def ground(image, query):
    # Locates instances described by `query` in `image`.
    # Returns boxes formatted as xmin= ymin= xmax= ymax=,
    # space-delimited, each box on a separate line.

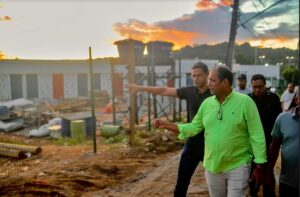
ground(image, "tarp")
xmin=0 ymin=118 xmax=24 ymax=132
xmin=0 ymin=98 xmax=34 ymax=109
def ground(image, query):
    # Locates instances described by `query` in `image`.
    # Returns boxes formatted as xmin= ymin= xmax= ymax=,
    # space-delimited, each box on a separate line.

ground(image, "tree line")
xmin=173 ymin=42 xmax=298 ymax=66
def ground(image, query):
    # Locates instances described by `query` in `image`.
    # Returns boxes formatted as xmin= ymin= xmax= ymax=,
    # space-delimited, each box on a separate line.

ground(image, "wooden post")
xmin=150 ymin=43 xmax=157 ymax=118
xmin=89 ymin=47 xmax=97 ymax=154
xmin=110 ymin=58 xmax=117 ymax=125
xmin=171 ymin=62 xmax=177 ymax=121
xmin=128 ymin=41 xmax=136 ymax=146
xmin=147 ymin=60 xmax=151 ymax=131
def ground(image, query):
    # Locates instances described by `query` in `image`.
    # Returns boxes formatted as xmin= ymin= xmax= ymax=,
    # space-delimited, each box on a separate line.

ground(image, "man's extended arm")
xmin=129 ymin=83 xmax=177 ymax=97
xmin=153 ymin=119 xmax=179 ymax=133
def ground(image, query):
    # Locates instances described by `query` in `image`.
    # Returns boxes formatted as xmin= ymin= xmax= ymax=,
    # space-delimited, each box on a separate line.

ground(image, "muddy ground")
xmin=0 ymin=130 xmax=280 ymax=197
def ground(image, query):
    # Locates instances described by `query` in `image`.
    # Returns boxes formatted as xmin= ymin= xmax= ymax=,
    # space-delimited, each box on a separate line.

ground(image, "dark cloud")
xmin=256 ymin=22 xmax=299 ymax=39
xmin=114 ymin=0 xmax=298 ymax=48
xmin=155 ymin=8 xmax=232 ymax=44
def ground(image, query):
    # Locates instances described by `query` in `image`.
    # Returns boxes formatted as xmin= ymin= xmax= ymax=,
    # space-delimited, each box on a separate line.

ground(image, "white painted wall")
xmin=0 ymin=74 xmax=11 ymax=100
xmin=38 ymin=74 xmax=53 ymax=99
xmin=64 ymin=74 xmax=78 ymax=98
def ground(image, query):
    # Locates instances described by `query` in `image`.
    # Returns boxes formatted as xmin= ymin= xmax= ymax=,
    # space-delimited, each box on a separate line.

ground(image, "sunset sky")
xmin=0 ymin=0 xmax=298 ymax=59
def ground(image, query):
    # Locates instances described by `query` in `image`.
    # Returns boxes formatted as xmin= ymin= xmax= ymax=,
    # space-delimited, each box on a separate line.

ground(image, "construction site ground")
xmin=0 ymin=131 xmax=281 ymax=197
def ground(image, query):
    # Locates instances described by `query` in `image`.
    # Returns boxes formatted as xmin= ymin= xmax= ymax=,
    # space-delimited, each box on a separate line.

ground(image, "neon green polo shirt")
xmin=178 ymin=91 xmax=267 ymax=173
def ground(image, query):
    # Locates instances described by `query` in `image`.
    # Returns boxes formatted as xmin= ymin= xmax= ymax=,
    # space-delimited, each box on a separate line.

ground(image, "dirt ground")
xmin=0 ymin=130 xmax=280 ymax=197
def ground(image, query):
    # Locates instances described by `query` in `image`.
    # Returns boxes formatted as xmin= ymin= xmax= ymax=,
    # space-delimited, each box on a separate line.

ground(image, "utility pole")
xmin=254 ymin=47 xmax=257 ymax=65
xmin=226 ymin=0 xmax=239 ymax=69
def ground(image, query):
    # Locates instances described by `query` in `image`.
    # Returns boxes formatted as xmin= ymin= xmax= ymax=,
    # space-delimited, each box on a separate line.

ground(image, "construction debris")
xmin=0 ymin=98 xmax=34 ymax=109
xmin=0 ymin=147 xmax=25 ymax=159
xmin=0 ymin=118 xmax=24 ymax=132
xmin=0 ymin=105 xmax=24 ymax=132
xmin=51 ymin=98 xmax=89 ymax=113
xmin=0 ymin=142 xmax=42 ymax=154
xmin=0 ymin=142 xmax=42 ymax=159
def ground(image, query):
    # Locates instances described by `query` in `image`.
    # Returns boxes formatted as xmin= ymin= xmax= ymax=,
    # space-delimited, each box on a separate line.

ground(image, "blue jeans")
xmin=174 ymin=132 xmax=204 ymax=197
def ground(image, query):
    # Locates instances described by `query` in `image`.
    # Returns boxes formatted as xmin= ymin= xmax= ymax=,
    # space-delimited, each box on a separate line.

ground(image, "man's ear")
xmin=222 ymin=79 xmax=229 ymax=86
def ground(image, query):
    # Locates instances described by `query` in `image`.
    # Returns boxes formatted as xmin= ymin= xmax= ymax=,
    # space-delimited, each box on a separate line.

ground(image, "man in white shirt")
xmin=281 ymin=83 xmax=295 ymax=111
xmin=234 ymin=74 xmax=251 ymax=94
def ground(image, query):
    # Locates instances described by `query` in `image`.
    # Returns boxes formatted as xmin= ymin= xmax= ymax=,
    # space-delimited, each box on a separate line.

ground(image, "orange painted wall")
xmin=53 ymin=74 xmax=64 ymax=99
xmin=113 ymin=73 xmax=123 ymax=97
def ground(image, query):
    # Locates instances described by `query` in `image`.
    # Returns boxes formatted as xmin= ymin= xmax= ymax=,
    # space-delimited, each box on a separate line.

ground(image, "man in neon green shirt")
xmin=154 ymin=66 xmax=267 ymax=197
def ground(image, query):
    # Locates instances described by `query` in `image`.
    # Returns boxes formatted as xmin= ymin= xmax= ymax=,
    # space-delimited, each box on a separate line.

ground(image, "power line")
xmin=248 ymin=0 xmax=297 ymax=47
xmin=208 ymin=0 xmax=231 ymax=15
xmin=249 ymin=0 xmax=286 ymax=43
xmin=240 ymin=0 xmax=285 ymax=27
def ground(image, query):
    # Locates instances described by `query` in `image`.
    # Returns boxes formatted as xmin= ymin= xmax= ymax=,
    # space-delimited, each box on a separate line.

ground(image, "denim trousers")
xmin=174 ymin=133 xmax=204 ymax=197
xmin=205 ymin=164 xmax=251 ymax=197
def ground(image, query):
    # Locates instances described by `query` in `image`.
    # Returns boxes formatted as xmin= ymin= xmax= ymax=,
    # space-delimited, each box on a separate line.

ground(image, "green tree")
xmin=282 ymin=66 xmax=300 ymax=84
xmin=236 ymin=53 xmax=252 ymax=64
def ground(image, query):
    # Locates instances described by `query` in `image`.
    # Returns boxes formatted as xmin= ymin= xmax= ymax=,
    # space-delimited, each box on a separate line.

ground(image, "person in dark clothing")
xmin=248 ymin=74 xmax=282 ymax=197
xmin=129 ymin=61 xmax=211 ymax=197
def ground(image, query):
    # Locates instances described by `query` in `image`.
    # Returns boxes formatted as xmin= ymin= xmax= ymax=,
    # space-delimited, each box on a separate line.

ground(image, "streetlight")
xmin=276 ymin=62 xmax=283 ymax=66
xmin=286 ymin=56 xmax=294 ymax=65
xmin=258 ymin=55 xmax=265 ymax=65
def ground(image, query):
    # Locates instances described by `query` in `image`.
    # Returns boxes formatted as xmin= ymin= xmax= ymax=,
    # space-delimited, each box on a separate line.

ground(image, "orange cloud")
xmin=113 ymin=20 xmax=203 ymax=50
xmin=0 ymin=51 xmax=5 ymax=60
xmin=0 ymin=51 xmax=18 ymax=60
xmin=196 ymin=0 xmax=232 ymax=11
xmin=238 ymin=37 xmax=298 ymax=49
xmin=0 ymin=16 xmax=12 ymax=21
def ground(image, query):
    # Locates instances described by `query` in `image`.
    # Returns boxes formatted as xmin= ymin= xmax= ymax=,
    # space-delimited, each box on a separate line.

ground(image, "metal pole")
xmin=178 ymin=55 xmax=182 ymax=121
xmin=254 ymin=47 xmax=257 ymax=65
xmin=88 ymin=47 xmax=97 ymax=153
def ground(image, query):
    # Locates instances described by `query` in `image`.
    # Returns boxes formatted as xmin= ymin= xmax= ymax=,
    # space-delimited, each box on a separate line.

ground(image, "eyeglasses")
xmin=252 ymin=85 xmax=265 ymax=90
xmin=217 ymin=105 xmax=222 ymax=120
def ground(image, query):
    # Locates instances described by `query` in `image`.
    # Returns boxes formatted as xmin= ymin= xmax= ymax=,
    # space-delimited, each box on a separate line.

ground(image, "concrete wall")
xmin=0 ymin=59 xmax=280 ymax=101
xmin=0 ymin=74 xmax=11 ymax=100
xmin=38 ymin=74 xmax=53 ymax=99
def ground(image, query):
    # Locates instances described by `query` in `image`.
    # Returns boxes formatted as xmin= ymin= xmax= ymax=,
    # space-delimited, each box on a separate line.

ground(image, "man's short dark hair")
xmin=237 ymin=73 xmax=247 ymax=81
xmin=251 ymin=74 xmax=266 ymax=84
xmin=192 ymin=61 xmax=209 ymax=74
xmin=215 ymin=66 xmax=233 ymax=86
